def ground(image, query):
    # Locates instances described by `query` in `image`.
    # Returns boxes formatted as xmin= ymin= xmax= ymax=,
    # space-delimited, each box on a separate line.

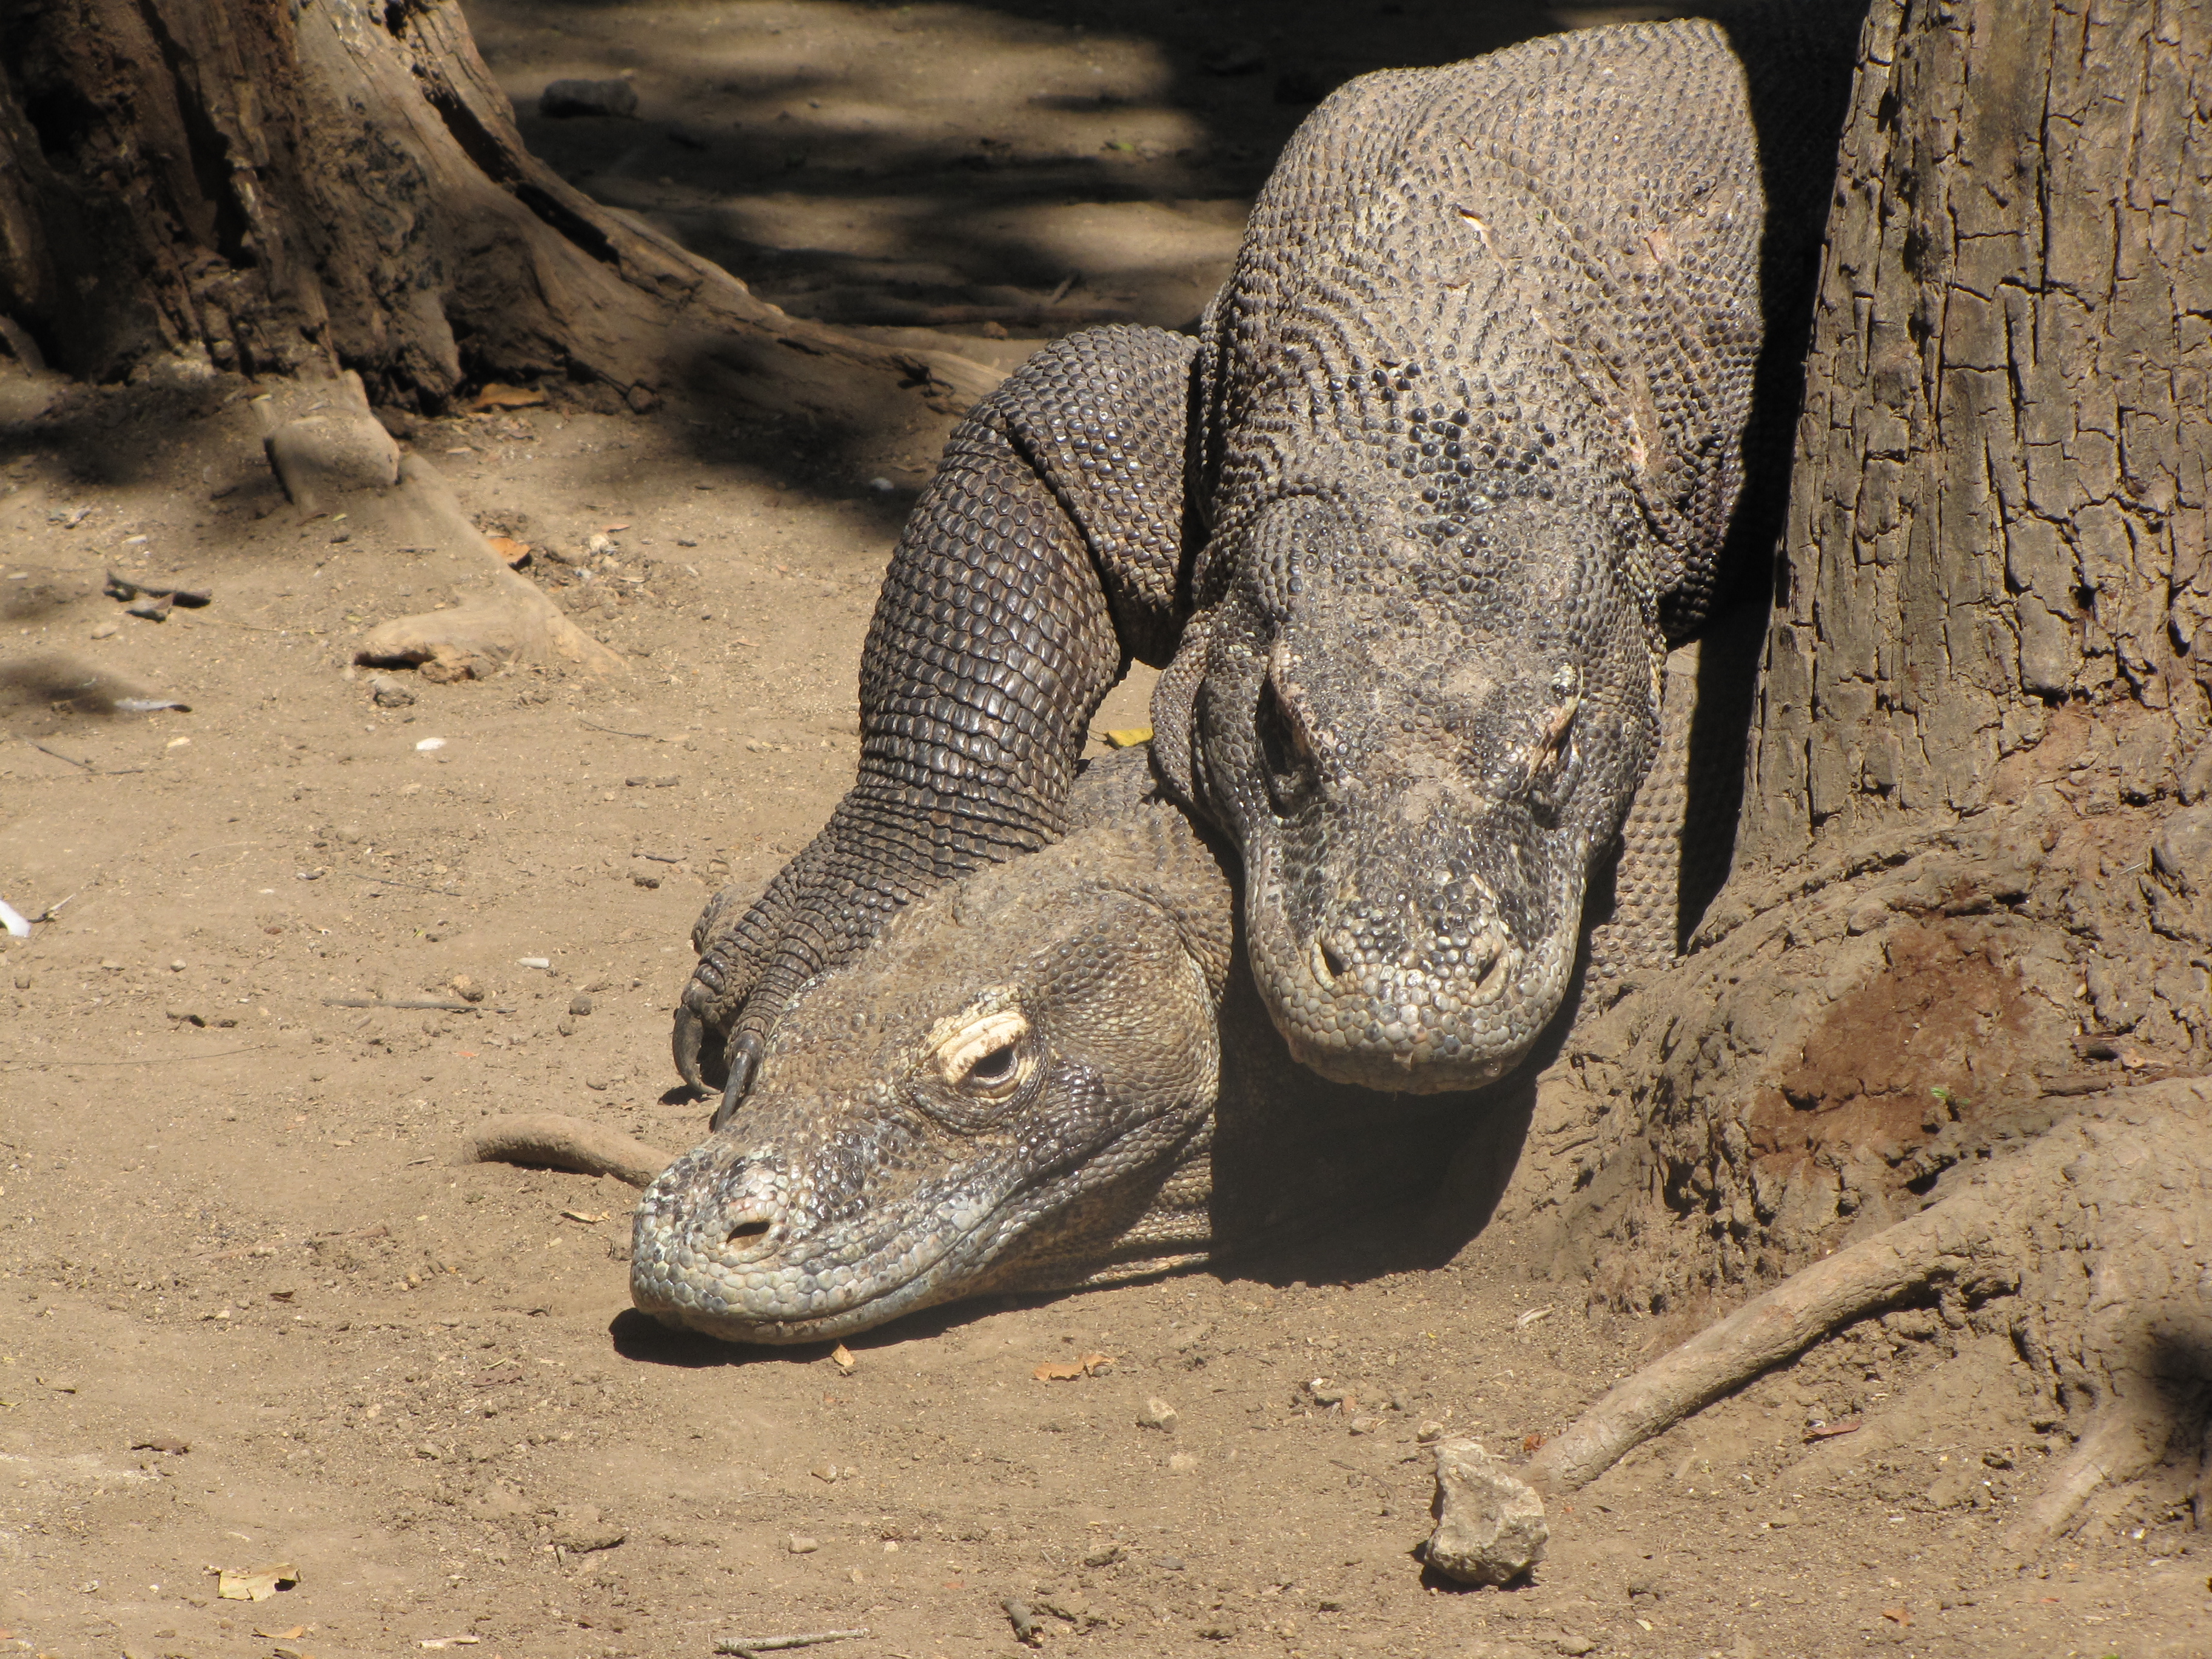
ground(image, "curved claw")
xmin=709 ymin=1031 xmax=763 ymax=1132
xmin=671 ymin=999 xmax=708 ymax=1093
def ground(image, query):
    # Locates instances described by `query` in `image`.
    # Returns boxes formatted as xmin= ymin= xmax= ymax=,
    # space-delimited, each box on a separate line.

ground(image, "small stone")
xmin=1347 ymin=1414 xmax=1378 ymax=1435
xmin=169 ymin=959 xmax=187 ymax=972
xmin=1426 ymin=1437 xmax=1548 ymax=1586
xmin=1416 ymin=1419 xmax=1446 ymax=1443
xmin=368 ymin=672 xmax=416 ymax=708
xmin=568 ymin=993 xmax=594 ymax=1016
xmin=811 ymin=1463 xmax=839 ymax=1483
xmin=786 ymin=1534 xmax=818 ymax=1554
xmin=1167 ymin=1452 xmax=1197 ymax=1472
xmin=541 ymin=78 xmax=638 ymax=119
xmin=1555 ymin=1637 xmax=1598 ymax=1657
xmin=1136 ymin=1398 xmax=1179 ymax=1433
xmin=90 ymin=619 xmax=120 ymax=640
xmin=586 ymin=531 xmax=618 ymax=557
xmin=631 ymin=870 xmax=661 ymax=890
xmin=449 ymin=974 xmax=485 ymax=1004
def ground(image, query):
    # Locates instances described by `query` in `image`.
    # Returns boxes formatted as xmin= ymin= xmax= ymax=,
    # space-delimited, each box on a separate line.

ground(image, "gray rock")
xmin=1426 ymin=1437 xmax=1547 ymax=1586
xmin=1136 ymin=1397 xmax=1180 ymax=1433
xmin=540 ymin=78 xmax=638 ymax=119
xmin=369 ymin=672 xmax=416 ymax=708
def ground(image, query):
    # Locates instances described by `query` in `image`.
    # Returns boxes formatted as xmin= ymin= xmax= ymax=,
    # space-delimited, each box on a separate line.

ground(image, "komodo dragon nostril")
xmin=725 ymin=1218 xmax=771 ymax=1247
xmin=1315 ymin=936 xmax=1353 ymax=983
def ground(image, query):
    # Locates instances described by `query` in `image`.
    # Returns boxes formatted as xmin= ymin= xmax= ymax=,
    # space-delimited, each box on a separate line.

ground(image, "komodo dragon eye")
xmin=931 ymin=1005 xmax=1031 ymax=1099
xmin=1523 ymin=670 xmax=1583 ymax=819
xmin=1256 ymin=677 xmax=1318 ymax=817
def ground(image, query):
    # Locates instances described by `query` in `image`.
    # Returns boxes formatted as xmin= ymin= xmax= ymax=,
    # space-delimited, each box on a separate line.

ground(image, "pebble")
xmin=631 ymin=870 xmax=661 ymax=890
xmin=89 ymin=619 xmax=119 ymax=640
xmin=1555 ymin=1637 xmax=1598 ymax=1657
xmin=368 ymin=673 xmax=416 ymax=708
xmin=568 ymin=993 xmax=594 ymax=1017
xmin=169 ymin=960 xmax=187 ymax=972
xmin=1136 ymin=1397 xmax=1179 ymax=1433
xmin=786 ymin=1535 xmax=818 ymax=1554
xmin=1348 ymin=1415 xmax=1378 ymax=1435
xmin=1416 ymin=1419 xmax=1446 ymax=1443
xmin=1167 ymin=1452 xmax=1197 ymax=1473
xmin=450 ymin=974 xmax=486 ymax=1004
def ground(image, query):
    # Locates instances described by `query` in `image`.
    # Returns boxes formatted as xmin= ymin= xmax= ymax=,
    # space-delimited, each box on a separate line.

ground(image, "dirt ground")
xmin=2 ymin=2 xmax=2209 ymax=1657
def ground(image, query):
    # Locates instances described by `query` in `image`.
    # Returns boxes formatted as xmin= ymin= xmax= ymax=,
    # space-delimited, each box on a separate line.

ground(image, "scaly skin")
xmin=633 ymin=751 xmax=1479 ymax=1342
xmin=675 ymin=14 xmax=1854 ymax=1113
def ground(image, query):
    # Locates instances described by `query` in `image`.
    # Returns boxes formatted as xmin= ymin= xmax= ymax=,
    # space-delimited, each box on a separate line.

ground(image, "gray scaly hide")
xmin=674 ymin=12 xmax=1858 ymax=1116
xmin=634 ymin=750 xmax=1482 ymax=1343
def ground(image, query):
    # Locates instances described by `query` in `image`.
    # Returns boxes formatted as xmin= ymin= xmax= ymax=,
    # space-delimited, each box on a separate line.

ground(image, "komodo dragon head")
xmin=631 ymin=766 xmax=1237 ymax=1344
xmin=1154 ymin=490 xmax=1659 ymax=1096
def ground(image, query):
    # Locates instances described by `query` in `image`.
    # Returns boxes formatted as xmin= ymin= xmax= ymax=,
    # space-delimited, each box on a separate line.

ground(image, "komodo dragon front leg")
xmin=674 ymin=326 xmax=1200 ymax=1119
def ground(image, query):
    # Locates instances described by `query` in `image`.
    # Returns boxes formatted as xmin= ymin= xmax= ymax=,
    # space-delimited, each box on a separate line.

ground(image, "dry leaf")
xmin=1032 ymin=1351 xmax=1113 ymax=1381
xmin=1881 ymin=1607 xmax=1911 ymax=1626
xmin=252 ymin=1627 xmax=307 ymax=1641
xmin=1803 ymin=1416 xmax=1862 ymax=1441
xmin=216 ymin=1563 xmax=299 ymax=1601
xmin=485 ymin=536 xmax=531 ymax=568
xmin=466 ymin=383 xmax=546 ymax=411
xmin=560 ymin=1210 xmax=608 ymax=1225
xmin=1100 ymin=727 xmax=1153 ymax=749
xmin=603 ymin=521 xmax=632 ymax=532
xmin=831 ymin=1344 xmax=857 ymax=1375
xmin=418 ymin=1638 xmax=481 ymax=1649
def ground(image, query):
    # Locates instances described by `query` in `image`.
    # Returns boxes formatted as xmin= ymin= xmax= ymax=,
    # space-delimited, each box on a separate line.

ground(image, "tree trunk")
xmin=0 ymin=0 xmax=997 ymax=418
xmin=1481 ymin=0 xmax=2212 ymax=1524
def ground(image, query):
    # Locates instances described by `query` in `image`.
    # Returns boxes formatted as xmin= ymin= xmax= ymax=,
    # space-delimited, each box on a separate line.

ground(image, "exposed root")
xmin=1530 ymin=1082 xmax=2212 ymax=1541
xmin=464 ymin=1113 xmax=676 ymax=1188
xmin=259 ymin=374 xmax=624 ymax=680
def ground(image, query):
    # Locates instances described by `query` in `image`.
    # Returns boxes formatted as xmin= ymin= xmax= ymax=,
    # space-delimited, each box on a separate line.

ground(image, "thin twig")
xmin=2 ymin=1044 xmax=265 ymax=1073
xmin=337 ymin=870 xmax=464 ymax=897
xmin=578 ymin=716 xmax=662 ymax=740
xmin=712 ymin=1632 xmax=868 ymax=1657
xmin=21 ymin=736 xmax=90 ymax=769
xmin=321 ymin=996 xmax=512 ymax=1013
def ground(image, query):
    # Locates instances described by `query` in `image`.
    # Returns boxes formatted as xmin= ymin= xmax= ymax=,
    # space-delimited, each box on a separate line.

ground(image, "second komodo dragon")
xmin=675 ymin=16 xmax=1836 ymax=1116
xmin=634 ymin=748 xmax=1483 ymax=1341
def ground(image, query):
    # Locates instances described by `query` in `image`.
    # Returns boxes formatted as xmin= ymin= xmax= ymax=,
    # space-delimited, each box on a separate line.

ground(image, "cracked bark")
xmin=1470 ymin=0 xmax=2212 ymax=1533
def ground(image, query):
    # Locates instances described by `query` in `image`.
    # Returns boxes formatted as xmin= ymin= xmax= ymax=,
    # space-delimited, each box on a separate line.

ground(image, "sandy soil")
xmin=2 ymin=3 xmax=2208 ymax=1657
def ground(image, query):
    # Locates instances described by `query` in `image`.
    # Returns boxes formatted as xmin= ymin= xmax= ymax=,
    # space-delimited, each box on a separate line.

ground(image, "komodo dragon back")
xmin=674 ymin=11 xmax=1858 ymax=1115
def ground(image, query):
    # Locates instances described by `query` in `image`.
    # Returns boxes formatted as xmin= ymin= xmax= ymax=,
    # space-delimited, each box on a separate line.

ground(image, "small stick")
xmin=463 ymin=1113 xmax=677 ymax=1188
xmin=321 ymin=996 xmax=514 ymax=1013
xmin=336 ymin=870 xmax=464 ymax=897
xmin=21 ymin=737 xmax=91 ymax=770
xmin=712 ymin=1631 xmax=869 ymax=1656
xmin=579 ymin=716 xmax=662 ymax=740
xmin=2 ymin=1044 xmax=264 ymax=1073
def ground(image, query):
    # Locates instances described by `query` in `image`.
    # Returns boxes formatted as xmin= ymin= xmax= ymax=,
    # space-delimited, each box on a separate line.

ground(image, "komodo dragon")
xmin=673 ymin=12 xmax=1856 ymax=1119
xmin=634 ymin=748 xmax=1487 ymax=1342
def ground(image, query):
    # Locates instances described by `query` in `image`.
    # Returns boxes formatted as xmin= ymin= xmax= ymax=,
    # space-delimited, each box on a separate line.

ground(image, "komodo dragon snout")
xmin=632 ymin=800 xmax=1235 ymax=1343
xmin=1156 ymin=494 xmax=1660 ymax=1093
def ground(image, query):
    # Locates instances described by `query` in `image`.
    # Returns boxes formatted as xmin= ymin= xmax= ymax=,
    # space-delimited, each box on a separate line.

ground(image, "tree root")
xmin=463 ymin=1114 xmax=676 ymax=1188
xmin=1529 ymin=1082 xmax=2212 ymax=1543
xmin=260 ymin=372 xmax=623 ymax=680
